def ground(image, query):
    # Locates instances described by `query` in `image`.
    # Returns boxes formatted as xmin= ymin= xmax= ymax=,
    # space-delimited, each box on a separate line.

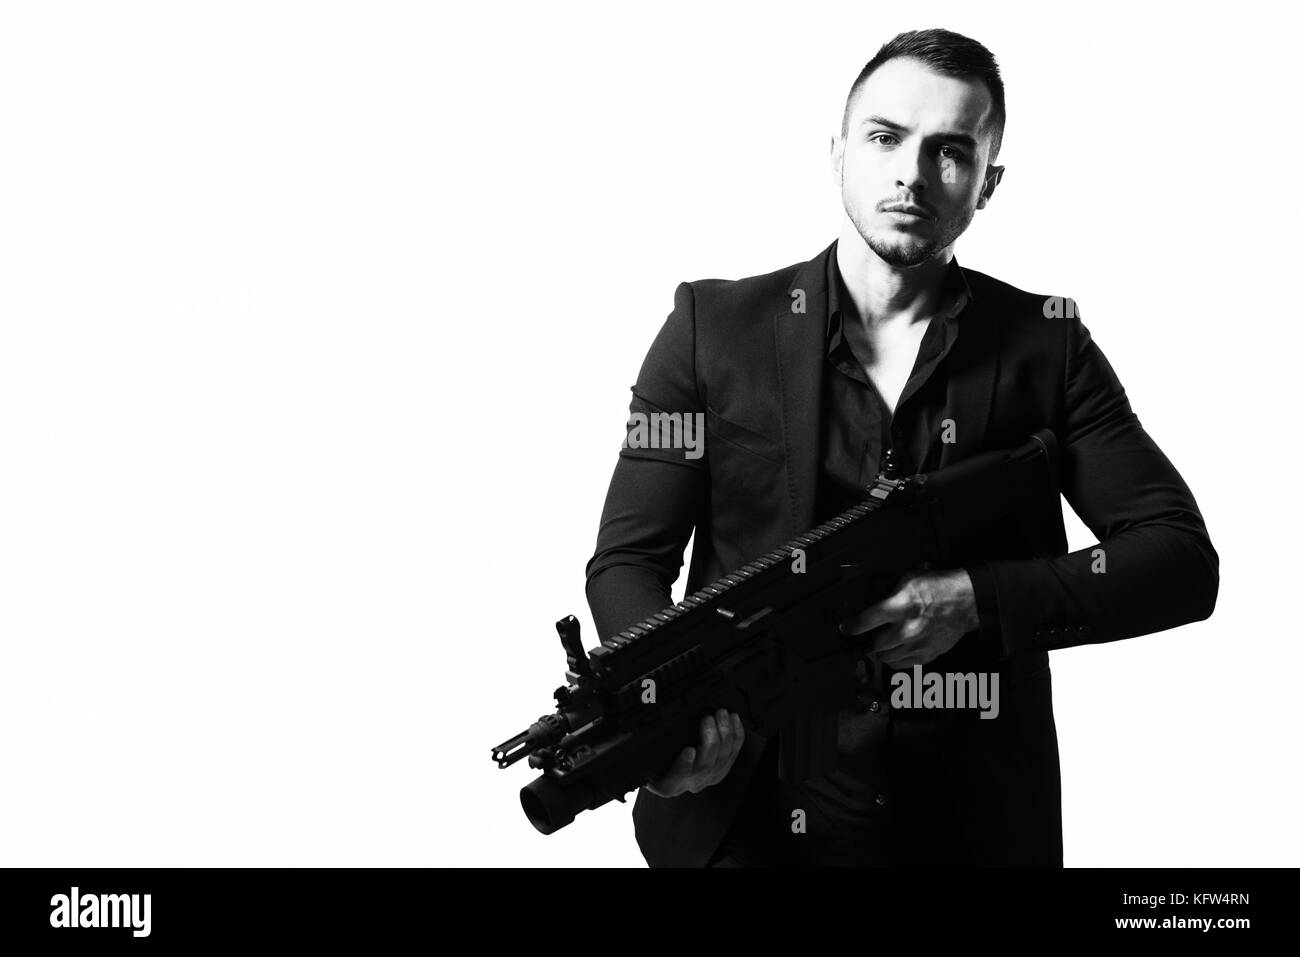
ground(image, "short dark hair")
xmin=841 ymin=28 xmax=1006 ymax=163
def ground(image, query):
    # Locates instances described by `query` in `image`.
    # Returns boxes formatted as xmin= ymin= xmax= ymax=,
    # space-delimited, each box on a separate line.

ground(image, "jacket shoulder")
xmin=962 ymin=265 xmax=1068 ymax=317
xmin=682 ymin=257 xmax=805 ymax=321
xmin=961 ymin=265 xmax=1083 ymax=363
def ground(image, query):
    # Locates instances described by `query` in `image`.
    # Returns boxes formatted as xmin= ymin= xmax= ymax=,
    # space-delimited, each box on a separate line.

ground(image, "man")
xmin=583 ymin=28 xmax=1218 ymax=867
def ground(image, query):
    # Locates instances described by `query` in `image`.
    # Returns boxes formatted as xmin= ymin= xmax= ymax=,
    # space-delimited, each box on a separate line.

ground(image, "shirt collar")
xmin=825 ymin=245 xmax=974 ymax=346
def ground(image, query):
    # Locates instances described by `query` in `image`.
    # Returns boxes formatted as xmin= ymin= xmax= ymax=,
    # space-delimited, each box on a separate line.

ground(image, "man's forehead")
xmin=850 ymin=57 xmax=993 ymax=134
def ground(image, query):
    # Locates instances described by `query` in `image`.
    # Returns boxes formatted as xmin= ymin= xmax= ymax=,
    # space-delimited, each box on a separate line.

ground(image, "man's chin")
xmin=865 ymin=237 xmax=937 ymax=268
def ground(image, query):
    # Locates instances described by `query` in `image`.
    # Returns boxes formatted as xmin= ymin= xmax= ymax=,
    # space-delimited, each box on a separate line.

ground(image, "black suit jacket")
xmin=584 ymin=239 xmax=1219 ymax=867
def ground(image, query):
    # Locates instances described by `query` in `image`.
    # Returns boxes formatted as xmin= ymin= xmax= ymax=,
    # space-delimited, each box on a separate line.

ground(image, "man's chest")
xmin=848 ymin=317 xmax=934 ymax=416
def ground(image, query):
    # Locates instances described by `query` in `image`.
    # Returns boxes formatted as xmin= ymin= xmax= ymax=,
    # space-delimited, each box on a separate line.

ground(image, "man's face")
xmin=832 ymin=57 xmax=1003 ymax=267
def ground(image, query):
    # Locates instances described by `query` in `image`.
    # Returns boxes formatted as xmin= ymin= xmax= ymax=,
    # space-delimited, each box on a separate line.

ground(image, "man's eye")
xmin=940 ymin=146 xmax=966 ymax=162
xmin=869 ymin=133 xmax=898 ymax=146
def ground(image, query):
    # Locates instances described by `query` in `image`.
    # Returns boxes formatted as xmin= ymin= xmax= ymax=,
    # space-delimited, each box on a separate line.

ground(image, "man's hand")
xmin=643 ymin=709 xmax=745 ymax=798
xmin=838 ymin=567 xmax=979 ymax=669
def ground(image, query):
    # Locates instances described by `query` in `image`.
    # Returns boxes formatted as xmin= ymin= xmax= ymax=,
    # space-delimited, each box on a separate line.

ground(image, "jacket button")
xmin=869 ymin=701 xmax=881 ymax=713
xmin=875 ymin=793 xmax=887 ymax=807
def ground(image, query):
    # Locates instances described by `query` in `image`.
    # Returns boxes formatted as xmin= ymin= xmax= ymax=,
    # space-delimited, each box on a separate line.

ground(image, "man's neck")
xmin=836 ymin=222 xmax=954 ymax=331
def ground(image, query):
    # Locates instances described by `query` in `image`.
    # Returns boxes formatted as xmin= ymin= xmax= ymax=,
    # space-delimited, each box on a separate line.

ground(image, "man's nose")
xmin=894 ymin=145 xmax=929 ymax=194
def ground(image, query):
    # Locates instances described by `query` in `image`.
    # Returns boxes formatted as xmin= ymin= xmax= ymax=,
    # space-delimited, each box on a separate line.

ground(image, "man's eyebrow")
xmin=858 ymin=115 xmax=980 ymax=150
xmin=859 ymin=114 xmax=906 ymax=132
xmin=935 ymin=131 xmax=979 ymax=151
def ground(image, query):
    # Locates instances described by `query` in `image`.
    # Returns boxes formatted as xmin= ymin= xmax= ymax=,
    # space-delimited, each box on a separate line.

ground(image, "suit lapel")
xmin=773 ymin=241 xmax=834 ymax=539
xmin=932 ymin=289 xmax=998 ymax=471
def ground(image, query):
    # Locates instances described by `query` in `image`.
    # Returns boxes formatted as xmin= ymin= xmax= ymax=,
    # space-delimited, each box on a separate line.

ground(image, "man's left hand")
xmin=838 ymin=567 xmax=980 ymax=669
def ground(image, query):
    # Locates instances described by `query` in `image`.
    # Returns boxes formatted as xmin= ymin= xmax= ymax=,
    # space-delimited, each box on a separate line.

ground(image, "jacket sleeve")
xmin=585 ymin=281 xmax=710 ymax=642
xmin=964 ymin=307 xmax=1219 ymax=657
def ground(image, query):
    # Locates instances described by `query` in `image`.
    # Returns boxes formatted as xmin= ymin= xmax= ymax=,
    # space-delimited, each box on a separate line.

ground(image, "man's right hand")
xmin=643 ymin=709 xmax=746 ymax=798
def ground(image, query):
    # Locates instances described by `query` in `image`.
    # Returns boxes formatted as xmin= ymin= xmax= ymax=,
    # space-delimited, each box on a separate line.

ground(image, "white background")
xmin=0 ymin=1 xmax=1294 ymax=867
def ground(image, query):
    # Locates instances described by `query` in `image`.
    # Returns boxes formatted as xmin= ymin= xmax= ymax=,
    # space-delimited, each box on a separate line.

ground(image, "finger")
xmin=879 ymin=649 xmax=927 ymax=669
xmin=840 ymin=590 xmax=912 ymax=637
xmin=869 ymin=646 xmax=918 ymax=670
xmin=877 ymin=615 xmax=932 ymax=653
xmin=840 ymin=608 xmax=900 ymax=638
xmin=657 ymin=744 xmax=698 ymax=787
xmin=839 ymin=612 xmax=886 ymax=638
xmin=696 ymin=714 xmax=721 ymax=767
xmin=868 ymin=622 xmax=908 ymax=654
xmin=714 ymin=708 xmax=733 ymax=752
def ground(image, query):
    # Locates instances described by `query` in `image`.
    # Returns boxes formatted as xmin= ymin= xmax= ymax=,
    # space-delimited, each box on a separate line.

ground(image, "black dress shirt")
xmin=710 ymin=250 xmax=978 ymax=866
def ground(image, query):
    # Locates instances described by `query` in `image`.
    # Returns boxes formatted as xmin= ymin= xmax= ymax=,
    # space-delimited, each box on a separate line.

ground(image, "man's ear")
xmin=830 ymin=134 xmax=844 ymax=188
xmin=975 ymin=164 xmax=1005 ymax=210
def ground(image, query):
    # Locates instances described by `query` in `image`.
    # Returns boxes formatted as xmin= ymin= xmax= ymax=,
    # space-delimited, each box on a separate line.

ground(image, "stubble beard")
xmin=846 ymin=196 xmax=975 ymax=269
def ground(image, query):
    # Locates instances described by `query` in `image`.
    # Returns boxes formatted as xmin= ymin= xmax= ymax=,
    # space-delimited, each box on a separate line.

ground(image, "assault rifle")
xmin=492 ymin=429 xmax=1059 ymax=834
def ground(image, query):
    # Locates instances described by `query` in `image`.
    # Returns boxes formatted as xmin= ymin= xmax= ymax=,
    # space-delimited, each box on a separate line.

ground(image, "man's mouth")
xmin=881 ymin=204 xmax=932 ymax=220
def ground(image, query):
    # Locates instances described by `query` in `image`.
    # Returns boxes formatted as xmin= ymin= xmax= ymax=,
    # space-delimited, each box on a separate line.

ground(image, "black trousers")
xmin=704 ymin=763 xmax=892 ymax=868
